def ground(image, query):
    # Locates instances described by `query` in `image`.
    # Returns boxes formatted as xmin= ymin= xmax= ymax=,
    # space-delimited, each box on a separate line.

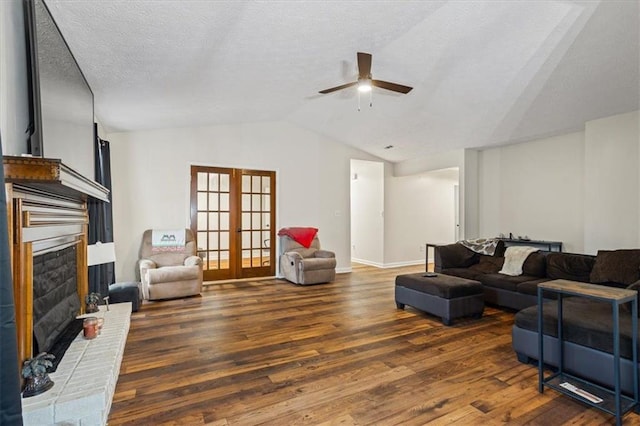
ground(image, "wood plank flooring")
xmin=108 ymin=264 xmax=639 ymax=425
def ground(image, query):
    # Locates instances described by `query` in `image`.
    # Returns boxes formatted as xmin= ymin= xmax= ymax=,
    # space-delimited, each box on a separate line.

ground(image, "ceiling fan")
xmin=319 ymin=52 xmax=413 ymax=96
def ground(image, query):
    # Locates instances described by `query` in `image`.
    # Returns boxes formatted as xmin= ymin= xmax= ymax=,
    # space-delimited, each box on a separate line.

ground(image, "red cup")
xmin=83 ymin=317 xmax=98 ymax=339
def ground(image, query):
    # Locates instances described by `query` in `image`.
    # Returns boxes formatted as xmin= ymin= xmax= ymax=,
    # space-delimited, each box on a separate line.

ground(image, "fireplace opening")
xmin=32 ymin=244 xmax=82 ymax=371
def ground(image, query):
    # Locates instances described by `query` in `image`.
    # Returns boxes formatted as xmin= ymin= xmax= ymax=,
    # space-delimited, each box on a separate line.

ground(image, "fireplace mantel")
xmin=3 ymin=156 xmax=109 ymax=202
xmin=3 ymin=155 xmax=109 ymax=369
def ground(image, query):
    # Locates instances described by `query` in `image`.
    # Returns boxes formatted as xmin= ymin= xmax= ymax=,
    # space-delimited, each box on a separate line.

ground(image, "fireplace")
xmin=32 ymin=244 xmax=83 ymax=368
xmin=3 ymin=156 xmax=109 ymax=367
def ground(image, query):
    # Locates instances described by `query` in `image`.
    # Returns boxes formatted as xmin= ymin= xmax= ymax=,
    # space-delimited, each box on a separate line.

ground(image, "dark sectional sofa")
xmin=434 ymin=242 xmax=640 ymax=394
xmin=435 ymin=242 xmax=606 ymax=310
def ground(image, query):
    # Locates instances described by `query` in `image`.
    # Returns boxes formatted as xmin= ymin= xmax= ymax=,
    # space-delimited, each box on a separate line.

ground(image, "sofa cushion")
xmin=468 ymin=255 xmax=504 ymax=274
xmin=441 ymin=268 xmax=484 ymax=281
xmin=480 ymin=273 xmax=537 ymax=292
xmin=522 ymin=252 xmax=546 ymax=277
xmin=516 ymin=278 xmax=553 ymax=297
xmin=546 ymin=252 xmax=595 ymax=282
xmin=515 ymin=297 xmax=637 ymax=359
xmin=590 ymin=249 xmax=640 ymax=286
xmin=436 ymin=244 xmax=479 ymax=269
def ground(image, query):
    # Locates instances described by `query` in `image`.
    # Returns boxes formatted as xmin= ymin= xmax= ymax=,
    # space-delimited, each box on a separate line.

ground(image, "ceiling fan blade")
xmin=319 ymin=81 xmax=357 ymax=94
xmin=357 ymin=52 xmax=372 ymax=78
xmin=372 ymin=79 xmax=413 ymax=94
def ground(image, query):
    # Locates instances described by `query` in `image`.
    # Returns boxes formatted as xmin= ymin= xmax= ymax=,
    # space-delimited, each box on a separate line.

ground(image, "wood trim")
xmin=3 ymin=156 xmax=109 ymax=202
xmin=3 ymin=156 xmax=61 ymax=182
xmin=15 ymin=241 xmax=34 ymax=370
xmin=78 ymin=217 xmax=88 ymax=314
xmin=11 ymin=197 xmax=28 ymax=368
xmin=6 ymin=181 xmax=90 ymax=368
xmin=190 ymin=166 xmax=276 ymax=281
xmin=190 ymin=165 xmax=237 ymax=281
xmin=237 ymin=169 xmax=276 ymax=279
xmin=230 ymin=168 xmax=240 ymax=279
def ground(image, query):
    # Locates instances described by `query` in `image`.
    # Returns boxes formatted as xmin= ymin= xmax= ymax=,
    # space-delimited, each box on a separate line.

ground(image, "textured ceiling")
xmin=45 ymin=0 xmax=639 ymax=163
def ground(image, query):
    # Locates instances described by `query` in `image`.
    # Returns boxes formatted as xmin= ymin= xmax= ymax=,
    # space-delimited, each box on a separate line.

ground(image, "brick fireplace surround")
xmin=21 ymin=303 xmax=131 ymax=425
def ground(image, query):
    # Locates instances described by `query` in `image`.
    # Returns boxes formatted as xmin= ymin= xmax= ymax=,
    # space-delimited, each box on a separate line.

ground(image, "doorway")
xmin=190 ymin=166 xmax=276 ymax=281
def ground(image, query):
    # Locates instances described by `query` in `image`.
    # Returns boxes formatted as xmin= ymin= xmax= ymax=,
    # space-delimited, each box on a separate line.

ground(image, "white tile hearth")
xmin=21 ymin=302 xmax=131 ymax=426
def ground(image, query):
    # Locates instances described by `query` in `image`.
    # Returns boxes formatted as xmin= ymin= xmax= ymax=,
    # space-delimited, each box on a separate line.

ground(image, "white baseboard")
xmin=352 ymin=258 xmax=426 ymax=269
xmin=351 ymin=258 xmax=384 ymax=268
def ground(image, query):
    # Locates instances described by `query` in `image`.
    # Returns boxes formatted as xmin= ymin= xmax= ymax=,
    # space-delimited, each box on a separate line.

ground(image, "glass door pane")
xmin=191 ymin=166 xmax=275 ymax=281
xmin=238 ymin=169 xmax=275 ymax=277
xmin=191 ymin=166 xmax=236 ymax=281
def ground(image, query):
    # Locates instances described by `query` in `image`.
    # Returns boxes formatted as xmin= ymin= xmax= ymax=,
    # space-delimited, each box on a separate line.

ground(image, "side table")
xmin=425 ymin=242 xmax=450 ymax=272
xmin=537 ymin=280 xmax=638 ymax=426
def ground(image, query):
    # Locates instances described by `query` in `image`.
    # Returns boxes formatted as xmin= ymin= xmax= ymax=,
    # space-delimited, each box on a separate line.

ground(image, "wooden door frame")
xmin=236 ymin=169 xmax=276 ymax=279
xmin=190 ymin=166 xmax=276 ymax=281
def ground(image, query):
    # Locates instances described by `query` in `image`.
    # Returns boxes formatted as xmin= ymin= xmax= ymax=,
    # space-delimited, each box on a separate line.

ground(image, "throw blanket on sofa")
xmin=277 ymin=227 xmax=318 ymax=248
xmin=151 ymin=229 xmax=185 ymax=252
xmin=459 ymin=238 xmax=500 ymax=256
xmin=499 ymin=246 xmax=539 ymax=276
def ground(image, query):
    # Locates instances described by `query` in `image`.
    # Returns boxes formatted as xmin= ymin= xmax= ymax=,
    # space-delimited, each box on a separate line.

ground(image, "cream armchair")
xmin=279 ymin=234 xmax=336 ymax=285
xmin=138 ymin=229 xmax=203 ymax=300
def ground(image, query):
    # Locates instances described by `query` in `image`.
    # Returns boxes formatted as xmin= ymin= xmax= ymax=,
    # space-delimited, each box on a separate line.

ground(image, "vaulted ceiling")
xmin=45 ymin=0 xmax=639 ymax=163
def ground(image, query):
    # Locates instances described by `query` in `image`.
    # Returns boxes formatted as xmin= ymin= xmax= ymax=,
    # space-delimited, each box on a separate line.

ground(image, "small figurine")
xmin=85 ymin=292 xmax=101 ymax=313
xmin=22 ymin=352 xmax=55 ymax=397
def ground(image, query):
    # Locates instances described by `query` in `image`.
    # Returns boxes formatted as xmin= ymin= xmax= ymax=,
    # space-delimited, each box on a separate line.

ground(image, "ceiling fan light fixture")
xmin=358 ymin=78 xmax=372 ymax=93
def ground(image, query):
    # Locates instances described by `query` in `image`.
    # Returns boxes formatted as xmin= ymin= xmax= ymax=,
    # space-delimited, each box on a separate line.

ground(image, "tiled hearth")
xmin=21 ymin=303 xmax=131 ymax=425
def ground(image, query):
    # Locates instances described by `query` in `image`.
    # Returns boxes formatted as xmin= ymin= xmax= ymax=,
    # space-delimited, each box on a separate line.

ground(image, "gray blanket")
xmin=459 ymin=238 xmax=499 ymax=256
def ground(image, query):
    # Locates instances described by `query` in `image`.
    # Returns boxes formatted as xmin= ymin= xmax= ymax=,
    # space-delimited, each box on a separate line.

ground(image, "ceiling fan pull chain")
xmin=358 ymin=91 xmax=361 ymax=111
xmin=369 ymin=90 xmax=373 ymax=108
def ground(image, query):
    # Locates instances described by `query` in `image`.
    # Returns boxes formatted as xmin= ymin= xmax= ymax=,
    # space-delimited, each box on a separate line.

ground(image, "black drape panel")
xmin=0 ymin=135 xmax=24 ymax=424
xmin=88 ymin=124 xmax=115 ymax=297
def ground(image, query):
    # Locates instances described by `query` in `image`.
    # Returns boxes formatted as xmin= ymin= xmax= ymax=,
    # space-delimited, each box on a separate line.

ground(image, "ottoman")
xmin=108 ymin=282 xmax=141 ymax=312
xmin=395 ymin=273 xmax=484 ymax=325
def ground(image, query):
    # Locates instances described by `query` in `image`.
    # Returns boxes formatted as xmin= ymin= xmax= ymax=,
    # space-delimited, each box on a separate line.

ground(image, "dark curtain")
xmin=0 ymin=135 xmax=24 ymax=424
xmin=88 ymin=124 xmax=115 ymax=297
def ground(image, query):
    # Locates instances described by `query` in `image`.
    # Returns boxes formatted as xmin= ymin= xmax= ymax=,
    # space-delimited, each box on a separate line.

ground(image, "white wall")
xmin=478 ymin=131 xmax=585 ymax=252
xmin=478 ymin=110 xmax=640 ymax=254
xmin=107 ymin=121 xmax=381 ymax=281
xmin=0 ymin=0 xmax=31 ymax=156
xmin=350 ymin=159 xmax=384 ymax=266
xmin=384 ymin=168 xmax=459 ymax=265
xmin=393 ymin=148 xmax=477 ymax=241
xmin=584 ymin=111 xmax=640 ymax=253
xmin=461 ymin=149 xmax=479 ymax=239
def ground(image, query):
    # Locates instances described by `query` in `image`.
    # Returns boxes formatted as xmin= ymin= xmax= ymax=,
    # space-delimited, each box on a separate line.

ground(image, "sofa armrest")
xmin=184 ymin=255 xmax=202 ymax=267
xmin=284 ymin=251 xmax=303 ymax=263
xmin=434 ymin=243 xmax=479 ymax=272
xmin=314 ymin=250 xmax=335 ymax=259
xmin=138 ymin=259 xmax=157 ymax=299
xmin=139 ymin=259 xmax=156 ymax=269
xmin=139 ymin=259 xmax=157 ymax=281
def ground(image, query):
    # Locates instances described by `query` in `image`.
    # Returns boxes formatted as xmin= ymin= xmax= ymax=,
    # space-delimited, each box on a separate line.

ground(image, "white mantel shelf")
xmin=21 ymin=303 xmax=131 ymax=426
xmin=3 ymin=155 xmax=110 ymax=202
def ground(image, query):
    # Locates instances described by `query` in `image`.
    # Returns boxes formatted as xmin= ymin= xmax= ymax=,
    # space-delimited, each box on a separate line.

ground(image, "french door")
xmin=190 ymin=166 xmax=276 ymax=281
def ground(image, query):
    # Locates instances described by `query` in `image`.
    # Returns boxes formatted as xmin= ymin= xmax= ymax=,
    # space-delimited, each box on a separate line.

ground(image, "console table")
xmin=537 ymin=280 xmax=638 ymax=426
xmin=500 ymin=238 xmax=562 ymax=252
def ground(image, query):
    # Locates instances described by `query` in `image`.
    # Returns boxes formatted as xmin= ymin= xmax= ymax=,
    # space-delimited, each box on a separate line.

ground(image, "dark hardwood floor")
xmin=108 ymin=264 xmax=638 ymax=425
